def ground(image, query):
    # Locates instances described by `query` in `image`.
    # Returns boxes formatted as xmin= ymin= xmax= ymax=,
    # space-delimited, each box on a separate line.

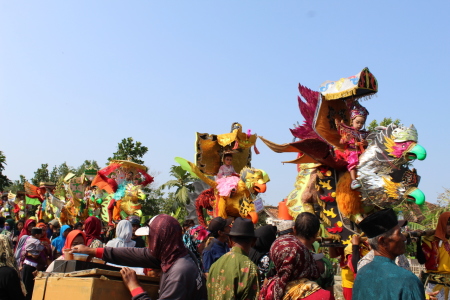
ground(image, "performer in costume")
xmin=216 ymin=153 xmax=240 ymax=197
xmin=417 ymin=212 xmax=450 ymax=299
xmin=335 ymin=102 xmax=369 ymax=190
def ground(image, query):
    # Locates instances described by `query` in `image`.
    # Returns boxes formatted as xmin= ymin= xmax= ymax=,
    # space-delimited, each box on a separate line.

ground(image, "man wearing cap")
xmin=353 ymin=208 xmax=426 ymax=300
xmin=207 ymin=217 xmax=259 ymax=300
xmin=202 ymin=217 xmax=232 ymax=273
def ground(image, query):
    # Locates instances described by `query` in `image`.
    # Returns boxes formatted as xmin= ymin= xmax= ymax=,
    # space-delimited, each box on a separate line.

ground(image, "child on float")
xmin=336 ymin=102 xmax=369 ymax=190
xmin=216 ymin=153 xmax=240 ymax=197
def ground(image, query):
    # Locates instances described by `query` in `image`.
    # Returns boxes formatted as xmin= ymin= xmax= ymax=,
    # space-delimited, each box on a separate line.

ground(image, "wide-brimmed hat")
xmin=359 ymin=208 xmax=407 ymax=238
xmin=208 ymin=217 xmax=233 ymax=234
xmin=228 ymin=217 xmax=255 ymax=237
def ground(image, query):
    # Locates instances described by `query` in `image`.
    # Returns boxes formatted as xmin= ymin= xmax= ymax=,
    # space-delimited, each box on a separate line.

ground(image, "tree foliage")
xmin=108 ymin=137 xmax=148 ymax=165
xmin=6 ymin=175 xmax=26 ymax=193
xmin=367 ymin=117 xmax=401 ymax=132
xmin=161 ymin=165 xmax=196 ymax=205
xmin=31 ymin=163 xmax=50 ymax=186
xmin=0 ymin=151 xmax=12 ymax=190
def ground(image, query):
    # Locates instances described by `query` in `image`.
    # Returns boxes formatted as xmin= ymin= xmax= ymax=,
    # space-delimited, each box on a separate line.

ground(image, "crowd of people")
xmin=1 ymin=209 xmax=450 ymax=300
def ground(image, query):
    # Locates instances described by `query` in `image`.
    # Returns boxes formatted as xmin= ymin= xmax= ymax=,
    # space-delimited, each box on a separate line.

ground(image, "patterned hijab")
xmin=148 ymin=214 xmax=188 ymax=272
xmin=259 ymin=235 xmax=319 ymax=300
xmin=0 ymin=235 xmax=27 ymax=296
xmin=435 ymin=212 xmax=450 ymax=242
xmin=182 ymin=225 xmax=209 ymax=264
xmin=84 ymin=216 xmax=102 ymax=246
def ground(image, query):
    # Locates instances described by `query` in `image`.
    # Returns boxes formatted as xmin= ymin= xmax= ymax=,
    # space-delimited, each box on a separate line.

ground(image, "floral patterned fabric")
xmin=182 ymin=225 xmax=210 ymax=268
xmin=207 ymin=246 xmax=259 ymax=300
xmin=259 ymin=235 xmax=319 ymax=300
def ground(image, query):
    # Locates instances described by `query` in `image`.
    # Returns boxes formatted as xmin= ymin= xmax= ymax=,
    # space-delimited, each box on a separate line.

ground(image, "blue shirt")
xmin=202 ymin=238 xmax=229 ymax=272
xmin=353 ymin=255 xmax=425 ymax=300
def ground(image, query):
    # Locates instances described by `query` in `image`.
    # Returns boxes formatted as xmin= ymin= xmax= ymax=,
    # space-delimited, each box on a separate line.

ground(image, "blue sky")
xmin=1 ymin=1 xmax=449 ymax=206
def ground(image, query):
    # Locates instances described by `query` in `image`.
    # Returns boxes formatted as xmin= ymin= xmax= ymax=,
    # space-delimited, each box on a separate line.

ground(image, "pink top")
xmin=217 ymin=165 xmax=236 ymax=179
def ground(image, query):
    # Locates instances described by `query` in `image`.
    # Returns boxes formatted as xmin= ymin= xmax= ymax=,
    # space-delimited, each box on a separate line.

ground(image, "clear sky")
xmin=1 ymin=1 xmax=449 ymax=206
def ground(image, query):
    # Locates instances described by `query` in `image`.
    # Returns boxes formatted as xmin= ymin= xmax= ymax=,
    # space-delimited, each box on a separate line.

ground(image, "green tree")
xmin=161 ymin=165 xmax=196 ymax=205
xmin=108 ymin=137 xmax=148 ymax=165
xmin=0 ymin=151 xmax=12 ymax=190
xmin=6 ymin=175 xmax=26 ymax=193
xmin=367 ymin=117 xmax=401 ymax=132
xmin=31 ymin=163 xmax=50 ymax=186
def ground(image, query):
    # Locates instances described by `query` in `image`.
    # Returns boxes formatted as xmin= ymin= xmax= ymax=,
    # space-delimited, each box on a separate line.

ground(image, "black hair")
xmin=294 ymin=212 xmax=320 ymax=240
xmin=0 ymin=217 xmax=5 ymax=227
xmin=230 ymin=235 xmax=255 ymax=246
xmin=223 ymin=153 xmax=233 ymax=159
xmin=183 ymin=219 xmax=195 ymax=228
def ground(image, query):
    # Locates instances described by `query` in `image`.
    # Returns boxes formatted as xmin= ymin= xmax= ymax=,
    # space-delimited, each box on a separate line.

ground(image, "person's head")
xmin=5 ymin=219 xmax=14 ymax=231
xmin=351 ymin=116 xmax=366 ymax=130
xmin=74 ymin=222 xmax=83 ymax=230
xmin=223 ymin=153 xmax=233 ymax=166
xmin=182 ymin=219 xmax=195 ymax=233
xmin=135 ymin=214 xmax=189 ymax=272
xmin=183 ymin=225 xmax=210 ymax=256
xmin=253 ymin=225 xmax=277 ymax=253
xmin=16 ymin=220 xmax=24 ymax=231
xmin=294 ymin=212 xmax=320 ymax=241
xmin=259 ymin=235 xmax=319 ymax=299
xmin=31 ymin=227 xmax=43 ymax=239
xmin=360 ymin=208 xmax=407 ymax=260
xmin=126 ymin=171 xmax=134 ymax=181
xmin=63 ymin=230 xmax=87 ymax=249
xmin=130 ymin=219 xmax=141 ymax=236
xmin=228 ymin=217 xmax=256 ymax=252
xmin=26 ymin=219 xmax=36 ymax=232
xmin=0 ymin=217 xmax=5 ymax=228
xmin=276 ymin=220 xmax=295 ymax=236
xmin=433 ymin=212 xmax=450 ymax=241
xmin=208 ymin=217 xmax=232 ymax=240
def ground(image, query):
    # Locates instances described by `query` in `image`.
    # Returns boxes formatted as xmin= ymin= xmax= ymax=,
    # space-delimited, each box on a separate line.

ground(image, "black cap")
xmin=228 ymin=217 xmax=255 ymax=237
xmin=208 ymin=217 xmax=233 ymax=234
xmin=359 ymin=208 xmax=408 ymax=238
xmin=130 ymin=219 xmax=141 ymax=226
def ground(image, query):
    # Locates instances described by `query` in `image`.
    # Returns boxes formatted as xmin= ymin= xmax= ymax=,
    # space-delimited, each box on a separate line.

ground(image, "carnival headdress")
xmin=350 ymin=102 xmax=369 ymax=120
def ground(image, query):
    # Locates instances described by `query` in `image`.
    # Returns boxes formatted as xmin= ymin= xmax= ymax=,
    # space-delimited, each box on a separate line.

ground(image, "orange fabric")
xmin=36 ymin=222 xmax=51 ymax=244
xmin=435 ymin=212 xmax=450 ymax=242
xmin=63 ymin=230 xmax=87 ymax=249
xmin=336 ymin=172 xmax=363 ymax=216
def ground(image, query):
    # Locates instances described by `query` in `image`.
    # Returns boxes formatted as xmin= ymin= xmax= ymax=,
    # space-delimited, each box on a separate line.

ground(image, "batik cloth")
xmin=259 ymin=235 xmax=319 ymax=300
xmin=0 ymin=235 xmax=27 ymax=296
xmin=353 ymin=255 xmax=424 ymax=300
xmin=282 ymin=278 xmax=321 ymax=300
xmin=207 ymin=246 xmax=260 ymax=300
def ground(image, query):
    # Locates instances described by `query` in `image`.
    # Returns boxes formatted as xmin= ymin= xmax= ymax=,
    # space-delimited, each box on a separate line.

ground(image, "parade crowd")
xmin=1 ymin=208 xmax=450 ymax=300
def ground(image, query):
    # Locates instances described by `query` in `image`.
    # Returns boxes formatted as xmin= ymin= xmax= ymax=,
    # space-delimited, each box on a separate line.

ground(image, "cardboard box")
xmin=32 ymin=269 xmax=159 ymax=300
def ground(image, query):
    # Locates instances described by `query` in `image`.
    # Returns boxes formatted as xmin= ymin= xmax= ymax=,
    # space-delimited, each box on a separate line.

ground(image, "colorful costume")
xmin=418 ymin=212 xmax=450 ymax=299
xmin=216 ymin=164 xmax=240 ymax=197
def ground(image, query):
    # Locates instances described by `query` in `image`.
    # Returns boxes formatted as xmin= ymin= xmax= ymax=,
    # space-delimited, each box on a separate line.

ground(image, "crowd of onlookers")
xmin=1 ymin=209 xmax=450 ymax=300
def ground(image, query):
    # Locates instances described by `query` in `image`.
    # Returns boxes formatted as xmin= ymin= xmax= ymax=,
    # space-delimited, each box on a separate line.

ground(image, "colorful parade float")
xmin=176 ymin=122 xmax=270 ymax=226
xmin=260 ymin=68 xmax=427 ymax=245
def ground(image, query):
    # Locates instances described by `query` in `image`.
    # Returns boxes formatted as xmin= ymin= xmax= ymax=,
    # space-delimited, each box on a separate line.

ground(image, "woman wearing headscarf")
xmin=182 ymin=224 xmax=209 ymax=268
xmin=1 ymin=219 xmax=16 ymax=240
xmin=0 ymin=235 xmax=27 ymax=300
xmin=106 ymin=220 xmax=136 ymax=248
xmin=249 ymin=225 xmax=277 ymax=285
xmin=72 ymin=214 xmax=207 ymax=300
xmin=84 ymin=216 xmax=103 ymax=248
xmin=17 ymin=219 xmax=36 ymax=245
xmin=259 ymin=235 xmax=332 ymax=300
xmin=51 ymin=225 xmax=71 ymax=258
xmin=36 ymin=223 xmax=52 ymax=269
xmin=417 ymin=212 xmax=450 ymax=298
xmin=46 ymin=230 xmax=87 ymax=273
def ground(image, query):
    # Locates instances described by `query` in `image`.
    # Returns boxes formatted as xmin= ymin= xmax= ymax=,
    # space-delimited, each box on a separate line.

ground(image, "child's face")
xmin=224 ymin=156 xmax=233 ymax=166
xmin=352 ymin=116 xmax=366 ymax=130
